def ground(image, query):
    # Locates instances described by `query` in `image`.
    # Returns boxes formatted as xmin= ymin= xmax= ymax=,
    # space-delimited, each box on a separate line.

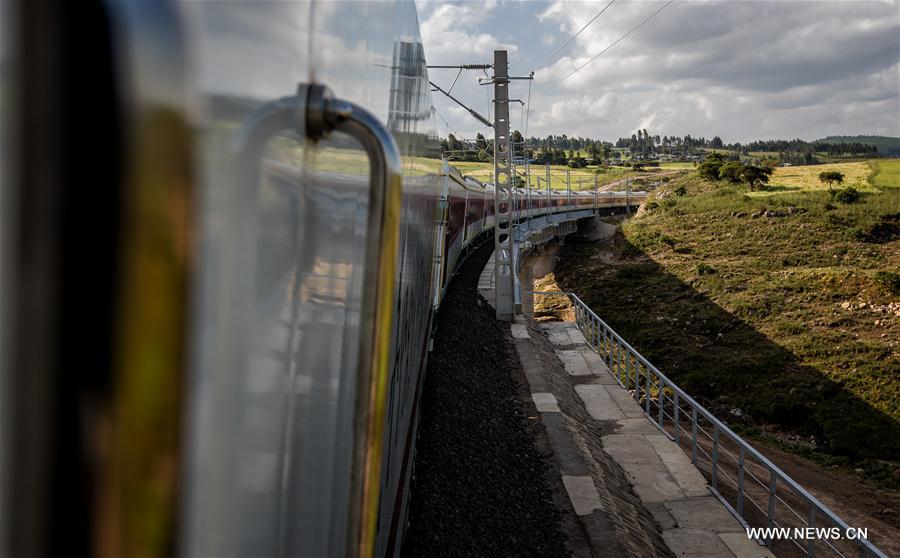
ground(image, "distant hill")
xmin=815 ymin=135 xmax=900 ymax=156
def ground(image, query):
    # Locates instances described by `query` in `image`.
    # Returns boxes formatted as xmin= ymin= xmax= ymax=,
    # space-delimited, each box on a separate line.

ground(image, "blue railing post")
xmin=767 ymin=472 xmax=777 ymax=548
xmin=808 ymin=506 xmax=816 ymax=558
xmin=674 ymin=392 xmax=680 ymax=443
xmin=691 ymin=406 xmax=698 ymax=465
xmin=657 ymin=378 xmax=664 ymax=428
xmin=645 ymin=370 xmax=652 ymax=414
xmin=711 ymin=426 xmax=719 ymax=490
xmin=737 ymin=446 xmax=745 ymax=516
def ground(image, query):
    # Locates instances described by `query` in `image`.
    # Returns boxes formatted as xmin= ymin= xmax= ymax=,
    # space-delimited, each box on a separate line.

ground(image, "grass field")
xmin=554 ymin=167 xmax=900 ymax=487
xmin=869 ymin=159 xmax=900 ymax=189
xmin=658 ymin=162 xmax=696 ymax=169
xmin=450 ymin=161 xmax=634 ymax=190
xmin=450 ymin=160 xmax=688 ymax=190
xmin=765 ymin=161 xmax=878 ymax=196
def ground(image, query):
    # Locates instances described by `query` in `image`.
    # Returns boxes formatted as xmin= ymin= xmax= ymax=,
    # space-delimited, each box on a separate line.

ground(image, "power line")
xmin=534 ymin=0 xmax=616 ymax=71
xmin=560 ymin=0 xmax=675 ymax=83
xmin=447 ymin=68 xmax=463 ymax=94
xmin=429 ymin=80 xmax=493 ymax=128
xmin=526 ymin=1 xmax=616 ymax=143
xmin=434 ymin=107 xmax=494 ymax=158
xmin=433 ymin=106 xmax=461 ymax=137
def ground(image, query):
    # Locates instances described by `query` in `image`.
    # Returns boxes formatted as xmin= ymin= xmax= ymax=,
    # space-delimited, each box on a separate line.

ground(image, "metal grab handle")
xmin=235 ymin=83 xmax=402 ymax=558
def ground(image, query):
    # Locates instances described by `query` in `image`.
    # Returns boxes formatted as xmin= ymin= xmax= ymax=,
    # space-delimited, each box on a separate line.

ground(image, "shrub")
xmin=697 ymin=262 xmax=717 ymax=275
xmin=698 ymin=152 xmax=726 ymax=180
xmin=832 ymin=186 xmax=860 ymax=204
xmin=875 ymin=271 xmax=900 ymax=294
xmin=718 ymin=162 xmax=744 ymax=183
xmin=698 ymin=160 xmax=722 ymax=181
xmin=674 ymin=185 xmax=687 ymax=196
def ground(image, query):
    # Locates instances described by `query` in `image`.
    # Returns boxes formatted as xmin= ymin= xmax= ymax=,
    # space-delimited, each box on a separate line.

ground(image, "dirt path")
xmin=751 ymin=443 xmax=900 ymax=555
xmin=599 ymin=170 xmax=685 ymax=192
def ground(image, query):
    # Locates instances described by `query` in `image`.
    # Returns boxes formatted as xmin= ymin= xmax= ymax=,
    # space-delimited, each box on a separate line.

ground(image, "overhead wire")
xmin=434 ymin=106 xmax=493 ymax=159
xmin=533 ymin=0 xmax=616 ymax=71
xmin=526 ymin=0 xmax=618 ymax=149
xmin=560 ymin=0 xmax=675 ymax=83
xmin=433 ymin=106 xmax=461 ymax=138
xmin=447 ymin=67 xmax=463 ymax=94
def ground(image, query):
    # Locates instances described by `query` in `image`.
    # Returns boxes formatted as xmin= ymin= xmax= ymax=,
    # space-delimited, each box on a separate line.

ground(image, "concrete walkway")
xmin=477 ymin=252 xmax=495 ymax=299
xmin=517 ymin=318 xmax=774 ymax=558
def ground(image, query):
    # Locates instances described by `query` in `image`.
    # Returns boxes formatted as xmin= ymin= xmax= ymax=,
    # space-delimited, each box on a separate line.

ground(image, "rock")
xmin=841 ymin=301 xmax=851 ymax=309
xmin=854 ymin=468 xmax=865 ymax=474
xmin=405 ymin=243 xmax=570 ymax=557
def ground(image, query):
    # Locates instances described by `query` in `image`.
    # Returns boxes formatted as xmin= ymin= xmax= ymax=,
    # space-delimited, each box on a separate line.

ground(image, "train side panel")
xmin=181 ymin=1 xmax=441 ymax=556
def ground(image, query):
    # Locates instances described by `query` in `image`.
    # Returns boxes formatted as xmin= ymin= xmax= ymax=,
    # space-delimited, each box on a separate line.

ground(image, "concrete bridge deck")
xmin=518 ymin=318 xmax=774 ymax=558
xmin=481 ymin=255 xmax=773 ymax=557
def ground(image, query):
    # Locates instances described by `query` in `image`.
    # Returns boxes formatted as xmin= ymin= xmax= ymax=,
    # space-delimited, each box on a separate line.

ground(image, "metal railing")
xmin=535 ymin=291 xmax=888 ymax=558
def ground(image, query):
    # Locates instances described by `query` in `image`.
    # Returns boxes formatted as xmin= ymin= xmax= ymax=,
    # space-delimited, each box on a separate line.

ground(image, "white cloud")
xmin=418 ymin=1 xmax=899 ymax=142
xmin=525 ymin=0 xmax=900 ymax=141
xmin=420 ymin=1 xmax=517 ymax=64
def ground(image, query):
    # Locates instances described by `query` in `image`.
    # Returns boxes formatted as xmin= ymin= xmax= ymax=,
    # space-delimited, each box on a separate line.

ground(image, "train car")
xmin=1 ymin=1 xmax=443 ymax=556
xmin=0 ymin=2 xmax=643 ymax=557
xmin=463 ymin=177 xmax=486 ymax=244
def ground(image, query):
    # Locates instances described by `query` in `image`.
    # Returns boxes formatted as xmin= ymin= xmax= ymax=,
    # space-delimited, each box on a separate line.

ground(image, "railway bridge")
xmin=0 ymin=8 xmax=890 ymax=556
xmin=414 ymin=191 xmax=888 ymax=558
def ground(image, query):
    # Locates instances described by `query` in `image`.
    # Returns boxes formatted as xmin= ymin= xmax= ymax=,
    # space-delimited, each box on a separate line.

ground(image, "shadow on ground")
xmin=553 ymin=231 xmax=900 ymax=484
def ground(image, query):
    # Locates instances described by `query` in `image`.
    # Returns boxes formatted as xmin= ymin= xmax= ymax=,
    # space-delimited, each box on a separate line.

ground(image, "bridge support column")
xmin=491 ymin=49 xmax=515 ymax=321
xmin=518 ymin=256 xmax=535 ymax=316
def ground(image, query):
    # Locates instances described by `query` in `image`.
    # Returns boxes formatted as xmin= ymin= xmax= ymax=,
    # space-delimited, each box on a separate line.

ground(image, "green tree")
xmin=599 ymin=143 xmax=611 ymax=165
xmin=447 ymin=133 xmax=460 ymax=153
xmin=740 ymin=165 xmax=773 ymax=191
xmin=818 ymin=171 xmax=844 ymax=191
xmin=697 ymin=152 xmax=726 ymax=180
xmin=718 ymin=162 xmax=744 ymax=183
xmin=511 ymin=129 xmax=524 ymax=147
xmin=476 ymin=132 xmax=488 ymax=151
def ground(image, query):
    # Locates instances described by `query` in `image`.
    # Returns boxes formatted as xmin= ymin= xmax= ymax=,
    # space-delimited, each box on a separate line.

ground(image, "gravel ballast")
xmin=402 ymin=242 xmax=571 ymax=557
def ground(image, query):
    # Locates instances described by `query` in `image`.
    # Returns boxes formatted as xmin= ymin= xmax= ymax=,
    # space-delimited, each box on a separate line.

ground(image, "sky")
xmin=415 ymin=0 xmax=900 ymax=144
